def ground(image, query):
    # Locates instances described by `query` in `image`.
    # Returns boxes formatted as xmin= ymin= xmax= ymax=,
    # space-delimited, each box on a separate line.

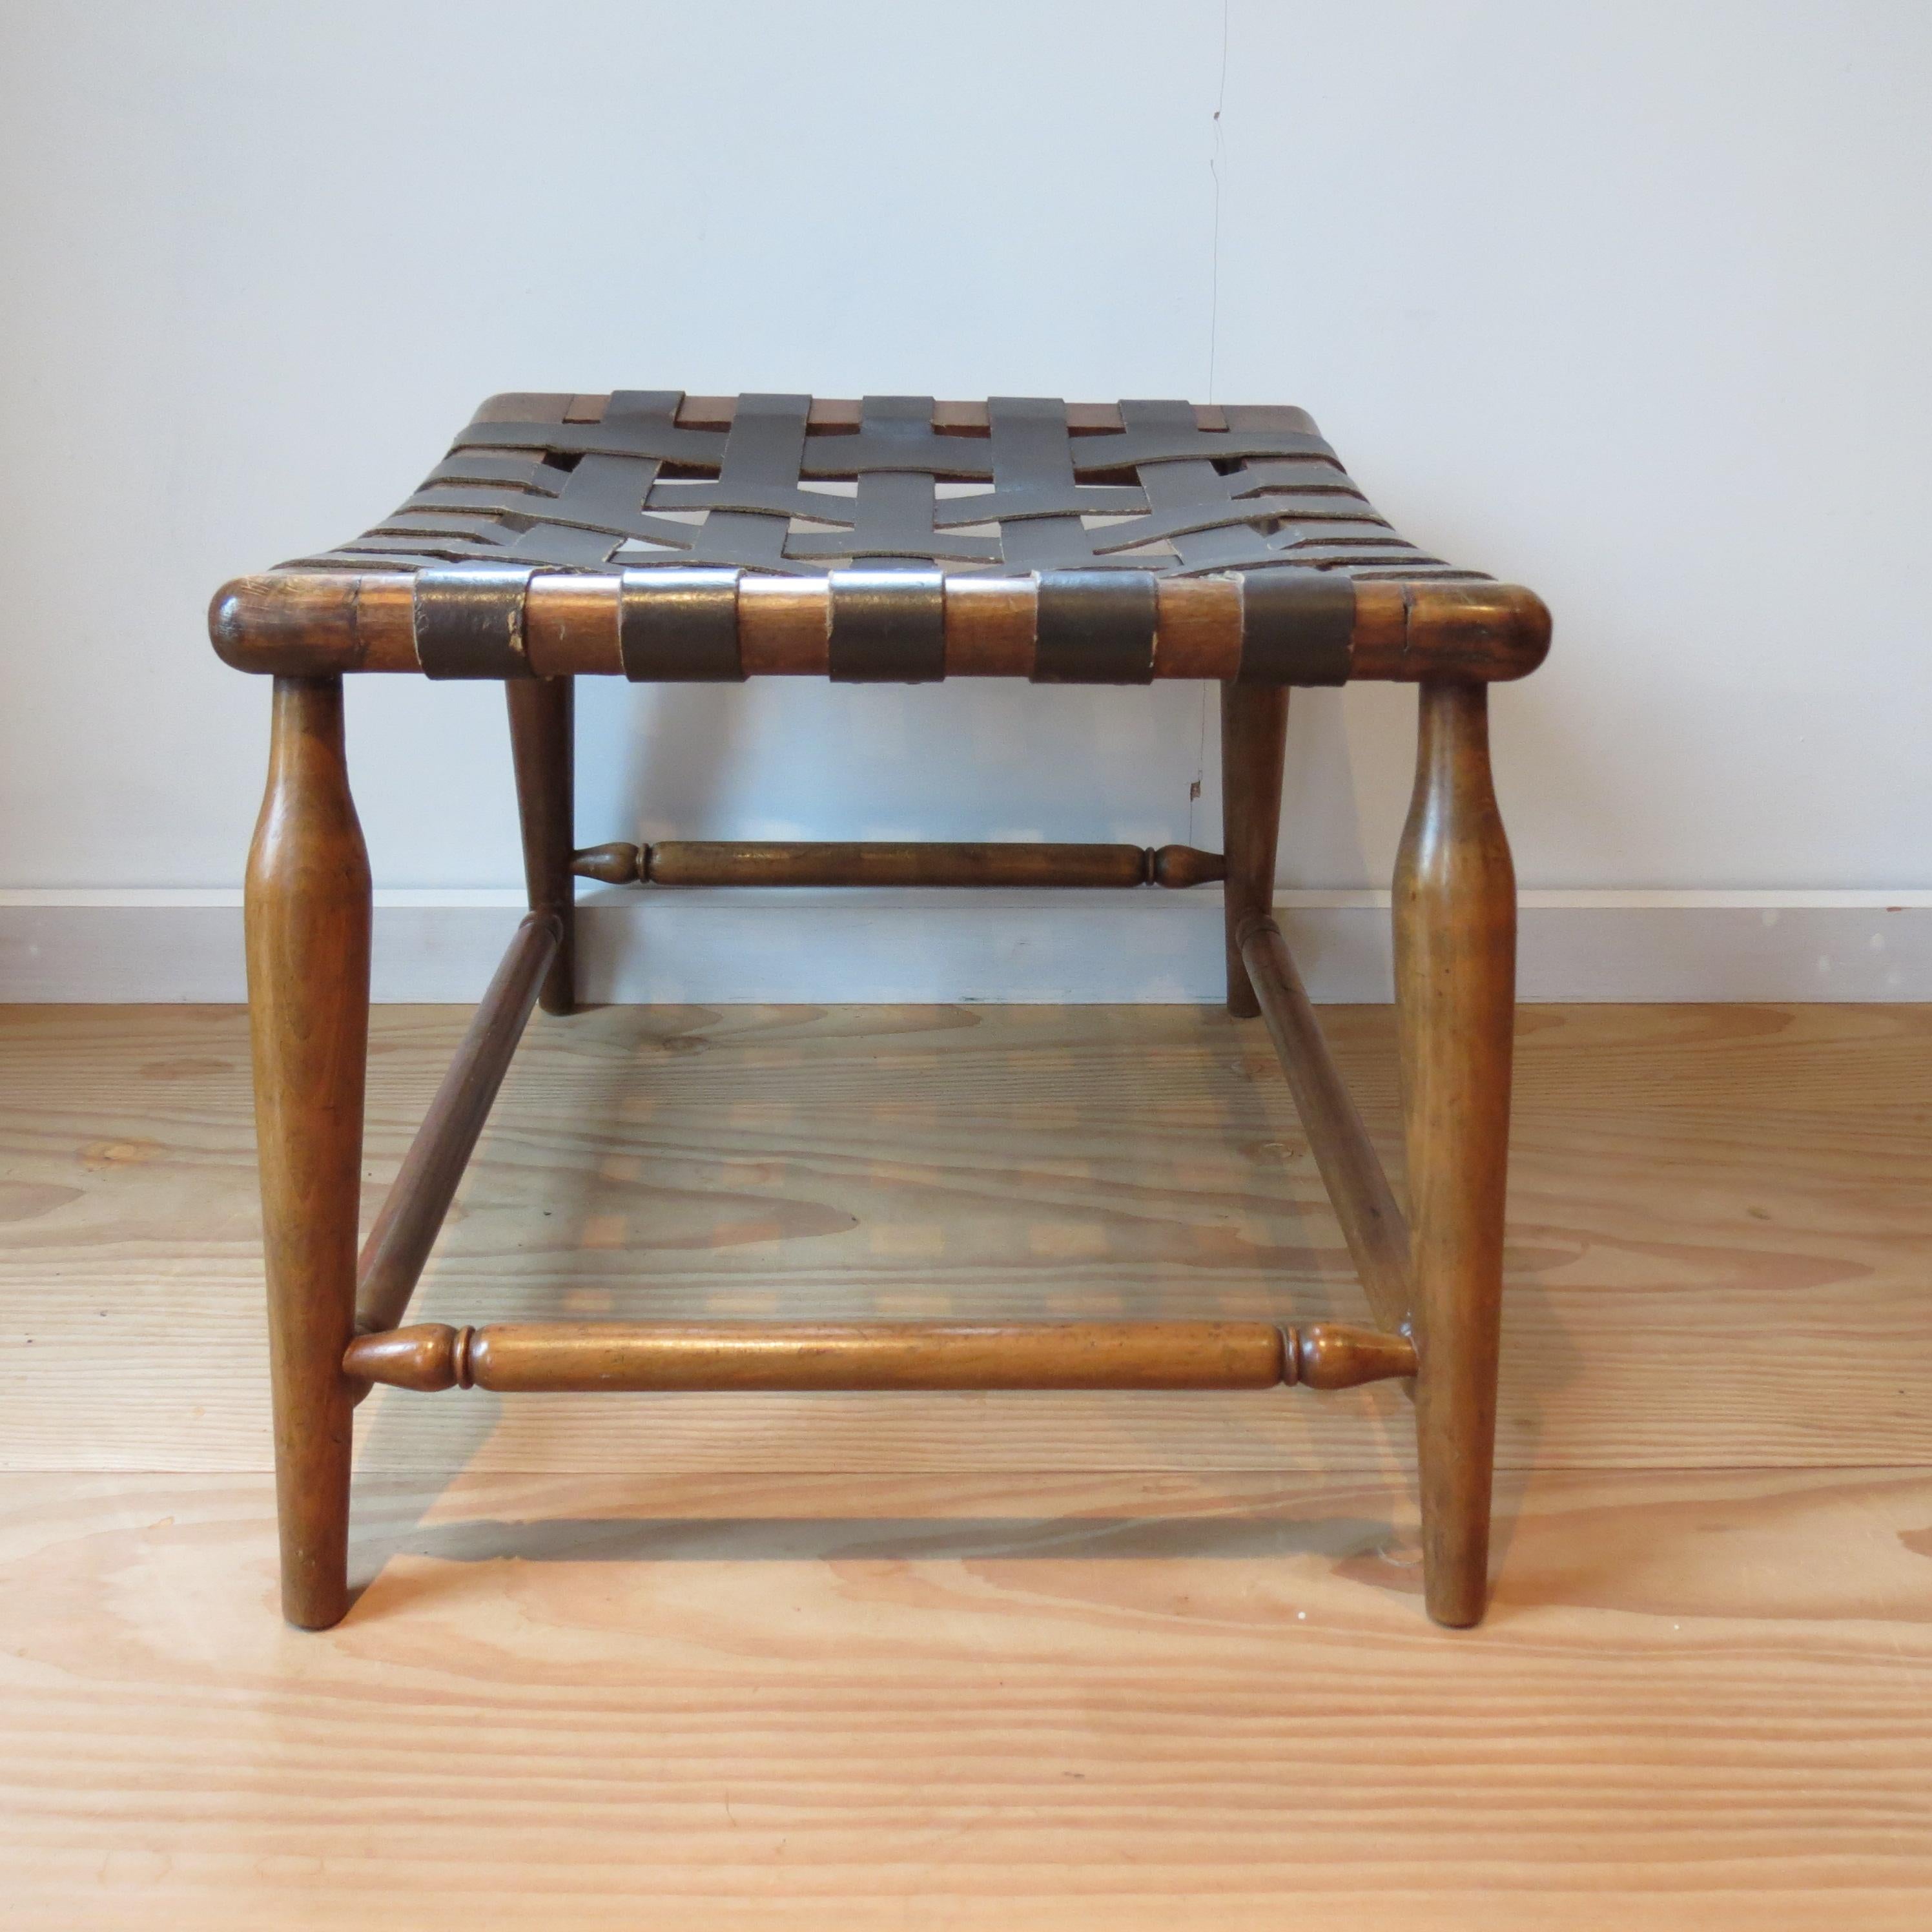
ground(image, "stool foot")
xmin=245 ymin=677 xmax=369 ymax=1629
xmin=1219 ymin=683 xmax=1288 ymax=1018
xmin=1395 ymin=682 xmax=1515 ymax=1628
xmin=508 ymin=677 xmax=575 ymax=1015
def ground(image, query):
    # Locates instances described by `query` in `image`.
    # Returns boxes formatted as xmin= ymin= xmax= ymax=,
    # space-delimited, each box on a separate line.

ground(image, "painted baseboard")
xmin=1 ymin=887 xmax=1926 ymax=1002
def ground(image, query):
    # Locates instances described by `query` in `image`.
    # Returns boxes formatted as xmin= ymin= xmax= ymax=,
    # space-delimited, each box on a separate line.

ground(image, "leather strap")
xmin=1033 ymin=570 xmax=1156 ymax=684
xmin=619 ymin=568 xmax=743 ymax=681
xmin=309 ymin=392 xmax=1474 ymax=588
xmin=1237 ymin=568 xmax=1355 ymax=684
xmin=413 ymin=566 xmax=537 ymax=679
xmin=828 ymin=569 xmax=945 ymax=683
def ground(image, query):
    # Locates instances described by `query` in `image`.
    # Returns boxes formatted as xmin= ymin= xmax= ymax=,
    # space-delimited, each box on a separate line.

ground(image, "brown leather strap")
xmin=413 ymin=566 xmax=537 ymax=679
xmin=1237 ymin=568 xmax=1355 ymax=684
xmin=828 ymin=569 xmax=945 ymax=683
xmin=1033 ymin=571 xmax=1156 ymax=684
xmin=619 ymin=568 xmax=743 ymax=681
xmin=300 ymin=392 xmax=1479 ymax=591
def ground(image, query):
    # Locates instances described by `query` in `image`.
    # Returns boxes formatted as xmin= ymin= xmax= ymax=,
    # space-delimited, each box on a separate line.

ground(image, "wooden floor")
xmin=1 ymin=1001 xmax=1928 ymax=1928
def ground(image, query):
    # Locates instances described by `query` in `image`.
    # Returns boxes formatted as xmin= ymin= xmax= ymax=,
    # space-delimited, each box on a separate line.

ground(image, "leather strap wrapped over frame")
xmin=828 ymin=569 xmax=945 ymax=683
xmin=413 ymin=566 xmax=537 ymax=679
xmin=1033 ymin=570 xmax=1157 ymax=684
xmin=619 ymin=568 xmax=743 ymax=681
xmin=1237 ymin=568 xmax=1355 ymax=685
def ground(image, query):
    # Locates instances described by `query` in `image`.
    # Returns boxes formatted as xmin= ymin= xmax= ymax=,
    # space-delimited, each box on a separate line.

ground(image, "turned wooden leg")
xmin=1219 ymin=683 xmax=1289 ymax=1016
xmin=506 ymin=677 xmax=575 ymax=1015
xmin=244 ymin=676 xmax=371 ymax=1629
xmin=1393 ymin=681 xmax=1516 ymax=1627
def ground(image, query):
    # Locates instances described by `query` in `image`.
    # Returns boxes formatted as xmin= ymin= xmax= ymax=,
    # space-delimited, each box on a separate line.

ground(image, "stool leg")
xmin=244 ymin=676 xmax=371 ymax=1629
xmin=1393 ymin=681 xmax=1516 ymax=1627
xmin=507 ymin=677 xmax=575 ymax=1015
xmin=1219 ymin=683 xmax=1289 ymax=1016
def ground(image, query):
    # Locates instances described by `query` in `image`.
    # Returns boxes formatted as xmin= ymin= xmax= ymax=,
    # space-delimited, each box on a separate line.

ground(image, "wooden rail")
xmin=570 ymin=841 xmax=1226 ymax=889
xmin=353 ymin=913 xmax=560 ymax=1350
xmin=506 ymin=681 xmax=575 ymax=1014
xmin=211 ymin=572 xmax=1552 ymax=684
xmin=346 ymin=1319 xmax=1417 ymax=1394
xmin=1237 ymin=916 xmax=1413 ymax=1335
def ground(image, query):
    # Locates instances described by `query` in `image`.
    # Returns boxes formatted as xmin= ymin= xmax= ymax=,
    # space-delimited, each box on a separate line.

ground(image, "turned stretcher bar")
xmin=346 ymin=874 xmax=1419 ymax=1403
xmin=569 ymin=840 xmax=1227 ymax=889
xmin=345 ymin=1319 xmax=1416 ymax=1393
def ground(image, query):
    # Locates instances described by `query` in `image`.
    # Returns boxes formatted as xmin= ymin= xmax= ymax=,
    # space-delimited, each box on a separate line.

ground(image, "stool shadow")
xmin=345 ymin=995 xmax=1577 ymax=1621
xmin=345 ymin=999 xmax=651 ymax=1580
xmin=344 ymin=1500 xmax=1426 ymax=1626
xmin=355 ymin=1508 xmax=1400 ymax=1571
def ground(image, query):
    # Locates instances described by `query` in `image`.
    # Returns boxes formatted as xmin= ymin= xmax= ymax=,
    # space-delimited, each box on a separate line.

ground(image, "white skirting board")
xmin=1 ymin=887 xmax=1927 ymax=1003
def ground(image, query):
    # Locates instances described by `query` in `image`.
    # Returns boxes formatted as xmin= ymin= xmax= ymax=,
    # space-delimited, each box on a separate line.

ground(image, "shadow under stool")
xmin=211 ymin=390 xmax=1550 ymax=1632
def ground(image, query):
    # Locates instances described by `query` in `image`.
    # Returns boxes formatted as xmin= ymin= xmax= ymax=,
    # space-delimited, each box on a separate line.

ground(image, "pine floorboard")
xmin=1 ymin=1002 xmax=1927 ymax=1926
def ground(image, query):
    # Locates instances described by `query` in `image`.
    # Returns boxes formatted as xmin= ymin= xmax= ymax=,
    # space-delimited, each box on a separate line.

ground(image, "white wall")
xmin=1 ymin=1 xmax=1927 ymax=994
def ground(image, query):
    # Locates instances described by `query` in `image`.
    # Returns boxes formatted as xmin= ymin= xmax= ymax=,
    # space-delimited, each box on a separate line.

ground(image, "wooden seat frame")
xmin=220 ymin=394 xmax=1545 ymax=1632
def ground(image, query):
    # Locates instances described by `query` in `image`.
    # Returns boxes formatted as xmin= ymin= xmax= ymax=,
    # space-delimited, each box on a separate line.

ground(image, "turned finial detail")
xmin=570 ymin=841 xmax=643 ymax=883
xmin=1149 ymin=843 xmax=1228 ymax=889
xmin=1292 ymin=1322 xmax=1418 ymax=1390
xmin=345 ymin=1323 xmax=475 ymax=1392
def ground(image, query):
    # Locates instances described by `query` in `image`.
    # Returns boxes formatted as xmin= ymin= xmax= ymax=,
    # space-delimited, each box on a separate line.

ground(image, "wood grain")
xmin=2 ymin=1003 xmax=1929 ymax=1478
xmin=2 ymin=1002 xmax=1931 ymax=1924
xmin=1 ymin=1466 xmax=1929 ymax=1927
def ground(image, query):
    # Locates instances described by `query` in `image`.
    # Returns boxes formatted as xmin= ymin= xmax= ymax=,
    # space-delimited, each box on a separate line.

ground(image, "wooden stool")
xmin=212 ymin=391 xmax=1549 ymax=1631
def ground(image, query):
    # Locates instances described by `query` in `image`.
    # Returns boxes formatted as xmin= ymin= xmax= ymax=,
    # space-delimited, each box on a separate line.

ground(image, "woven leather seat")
xmin=216 ymin=393 xmax=1543 ymax=688
xmin=289 ymin=392 xmax=1484 ymax=583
